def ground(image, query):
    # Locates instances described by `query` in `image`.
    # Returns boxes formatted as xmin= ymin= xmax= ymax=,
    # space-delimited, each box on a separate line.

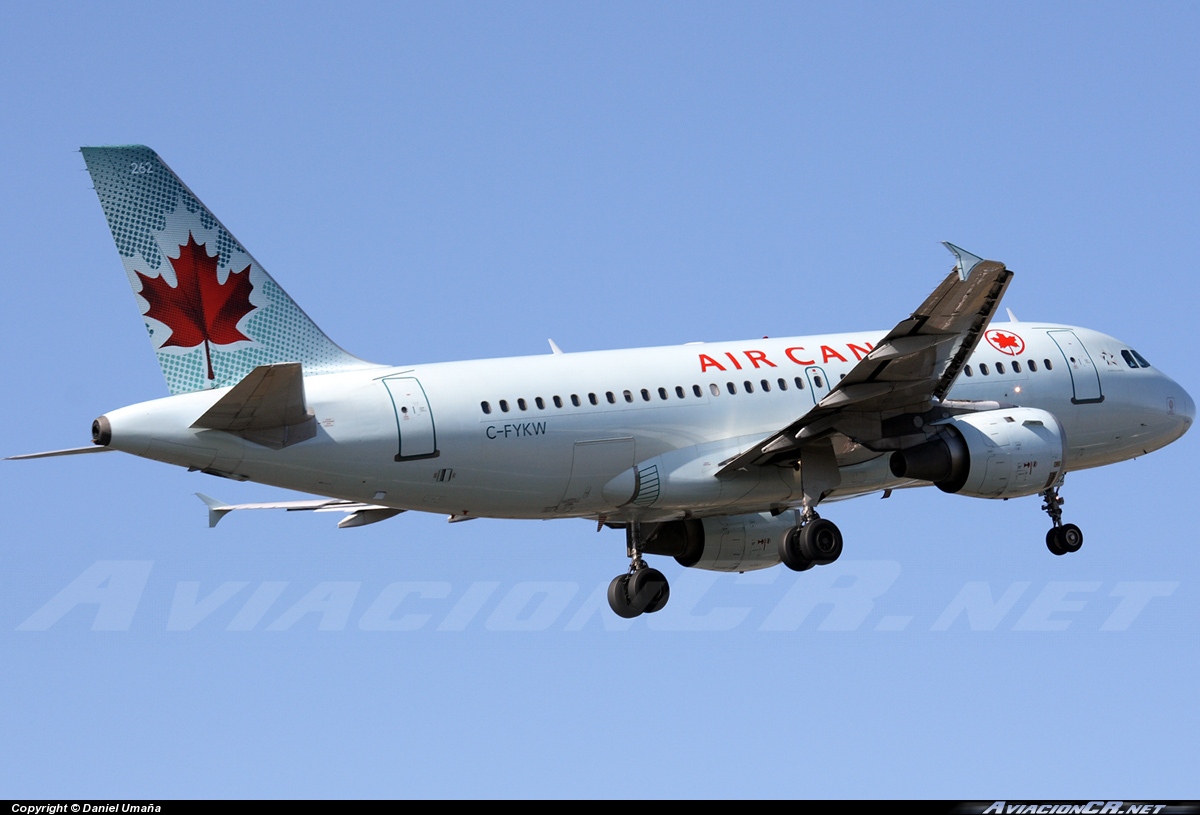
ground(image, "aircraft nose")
xmin=1178 ymin=386 xmax=1195 ymax=427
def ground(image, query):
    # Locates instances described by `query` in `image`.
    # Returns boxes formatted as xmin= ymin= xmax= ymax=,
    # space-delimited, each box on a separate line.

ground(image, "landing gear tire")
xmin=779 ymin=527 xmax=815 ymax=572
xmin=607 ymin=574 xmax=640 ymax=618
xmin=1059 ymin=523 xmax=1083 ymax=553
xmin=1046 ymin=524 xmax=1083 ymax=556
xmin=1046 ymin=528 xmax=1067 ymax=556
xmin=800 ymin=518 xmax=843 ymax=565
xmin=629 ymin=567 xmax=670 ymax=614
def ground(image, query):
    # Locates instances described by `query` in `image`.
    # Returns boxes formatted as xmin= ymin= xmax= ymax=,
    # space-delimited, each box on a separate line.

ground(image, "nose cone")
xmin=1152 ymin=372 xmax=1193 ymax=447
xmin=1176 ymin=385 xmax=1195 ymax=429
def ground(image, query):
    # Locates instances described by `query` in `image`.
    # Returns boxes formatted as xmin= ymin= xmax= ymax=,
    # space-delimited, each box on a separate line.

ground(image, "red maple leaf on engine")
xmin=135 ymin=233 xmax=256 ymax=380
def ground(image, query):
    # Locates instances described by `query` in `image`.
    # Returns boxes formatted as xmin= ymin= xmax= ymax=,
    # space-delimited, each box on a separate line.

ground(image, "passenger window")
xmin=979 ymin=364 xmax=990 ymax=376
xmin=744 ymin=380 xmax=754 ymax=393
xmin=964 ymin=365 xmax=973 ymax=377
xmin=658 ymin=387 xmax=668 ymax=400
xmin=692 ymin=385 xmax=702 ymax=397
xmin=1028 ymin=359 xmax=1037 ymax=372
xmin=996 ymin=362 xmax=1005 ymax=374
xmin=641 ymin=388 xmax=651 ymax=402
xmin=710 ymin=383 xmax=720 ymax=397
xmin=499 ymin=399 xmax=510 ymax=413
xmin=535 ymin=397 xmax=545 ymax=409
xmin=606 ymin=391 xmax=616 ymax=404
xmin=624 ymin=390 xmax=634 ymax=403
xmin=1131 ymin=350 xmax=1151 ymax=368
xmin=727 ymin=382 xmax=737 ymax=395
xmin=518 ymin=398 xmax=528 ymax=411
xmin=761 ymin=379 xmax=771 ymax=392
xmin=813 ymin=375 xmax=824 ymax=388
xmin=778 ymin=378 xmax=788 ymax=391
xmin=553 ymin=395 xmax=563 ymax=408
xmin=675 ymin=386 xmax=685 ymax=398
xmin=1044 ymin=359 xmax=1053 ymax=371
xmin=795 ymin=377 xmax=805 ymax=390
xmin=1012 ymin=361 xmax=1021 ymax=373
xmin=589 ymin=393 xmax=598 ymax=405
xmin=571 ymin=394 xmax=581 ymax=407
xmin=481 ymin=401 xmax=492 ymax=414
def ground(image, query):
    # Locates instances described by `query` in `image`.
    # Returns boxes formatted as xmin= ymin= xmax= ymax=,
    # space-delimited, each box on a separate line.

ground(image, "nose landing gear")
xmin=1041 ymin=486 xmax=1083 ymax=556
xmin=607 ymin=522 xmax=671 ymax=618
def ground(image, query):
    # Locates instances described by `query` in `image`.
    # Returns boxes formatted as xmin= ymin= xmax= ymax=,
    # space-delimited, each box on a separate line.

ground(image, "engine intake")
xmin=889 ymin=407 xmax=1065 ymax=499
xmin=643 ymin=512 xmax=801 ymax=572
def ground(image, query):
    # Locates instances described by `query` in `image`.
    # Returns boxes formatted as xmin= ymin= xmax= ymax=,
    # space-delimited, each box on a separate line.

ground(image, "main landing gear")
xmin=1041 ymin=485 xmax=1083 ymax=556
xmin=778 ymin=510 xmax=844 ymax=572
xmin=607 ymin=522 xmax=671 ymax=618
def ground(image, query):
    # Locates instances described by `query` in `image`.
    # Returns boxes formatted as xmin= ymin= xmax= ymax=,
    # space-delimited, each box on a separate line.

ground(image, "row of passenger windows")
xmin=964 ymin=349 xmax=1151 ymax=379
xmin=480 ymin=348 xmax=1155 ymax=415
xmin=480 ymin=375 xmax=827 ymax=415
xmin=963 ymin=358 xmax=1051 ymax=377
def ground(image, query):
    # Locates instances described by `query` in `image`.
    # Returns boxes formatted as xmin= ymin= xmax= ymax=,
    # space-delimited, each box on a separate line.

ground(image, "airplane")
xmin=9 ymin=145 xmax=1194 ymax=618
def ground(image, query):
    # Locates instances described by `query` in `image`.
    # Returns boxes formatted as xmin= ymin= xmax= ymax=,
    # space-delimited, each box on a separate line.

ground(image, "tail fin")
xmin=81 ymin=146 xmax=379 ymax=395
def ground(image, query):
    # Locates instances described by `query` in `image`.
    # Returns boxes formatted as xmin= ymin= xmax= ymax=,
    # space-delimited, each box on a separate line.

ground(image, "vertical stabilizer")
xmin=82 ymin=146 xmax=379 ymax=394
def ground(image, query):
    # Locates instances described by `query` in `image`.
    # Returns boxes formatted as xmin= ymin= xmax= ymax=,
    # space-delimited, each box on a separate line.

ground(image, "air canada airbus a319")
xmin=11 ymin=146 xmax=1194 ymax=618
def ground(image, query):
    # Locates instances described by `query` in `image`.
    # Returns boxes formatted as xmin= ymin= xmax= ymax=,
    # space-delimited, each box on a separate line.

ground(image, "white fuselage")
xmin=101 ymin=322 xmax=1194 ymax=521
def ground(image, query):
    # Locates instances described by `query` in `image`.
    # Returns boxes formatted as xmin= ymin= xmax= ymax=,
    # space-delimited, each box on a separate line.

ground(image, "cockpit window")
xmin=1121 ymin=350 xmax=1138 ymax=369
xmin=1131 ymin=350 xmax=1152 ymax=368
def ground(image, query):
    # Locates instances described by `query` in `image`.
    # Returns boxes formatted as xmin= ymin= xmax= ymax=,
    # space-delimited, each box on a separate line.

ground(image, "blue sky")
xmin=1 ymin=1 xmax=1197 ymax=799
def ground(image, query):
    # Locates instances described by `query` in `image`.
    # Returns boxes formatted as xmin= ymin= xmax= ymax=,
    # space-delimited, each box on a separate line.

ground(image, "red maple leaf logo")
xmin=135 ymin=233 xmax=256 ymax=380
xmin=985 ymin=329 xmax=1025 ymax=356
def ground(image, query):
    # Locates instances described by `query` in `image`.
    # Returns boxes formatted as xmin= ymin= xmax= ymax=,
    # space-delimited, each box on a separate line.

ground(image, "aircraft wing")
xmin=717 ymin=243 xmax=1012 ymax=476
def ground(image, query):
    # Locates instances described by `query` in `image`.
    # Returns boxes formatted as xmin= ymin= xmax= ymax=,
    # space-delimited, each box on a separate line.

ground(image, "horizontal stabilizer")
xmin=195 ymin=492 xmax=404 ymax=529
xmin=6 ymin=445 xmax=115 ymax=460
xmin=192 ymin=363 xmax=316 ymax=449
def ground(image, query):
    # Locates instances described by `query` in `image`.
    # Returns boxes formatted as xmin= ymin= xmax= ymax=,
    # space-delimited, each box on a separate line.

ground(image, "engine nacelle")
xmin=889 ymin=407 xmax=1065 ymax=499
xmin=642 ymin=511 xmax=801 ymax=572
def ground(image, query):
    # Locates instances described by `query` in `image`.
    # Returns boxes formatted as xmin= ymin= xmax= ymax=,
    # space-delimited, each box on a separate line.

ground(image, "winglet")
xmin=942 ymin=242 xmax=986 ymax=281
xmin=195 ymin=492 xmax=232 ymax=528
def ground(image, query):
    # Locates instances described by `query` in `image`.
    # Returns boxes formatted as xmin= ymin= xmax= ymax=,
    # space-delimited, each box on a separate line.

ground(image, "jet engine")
xmin=642 ymin=511 xmax=802 ymax=572
xmin=889 ymin=407 xmax=1065 ymax=499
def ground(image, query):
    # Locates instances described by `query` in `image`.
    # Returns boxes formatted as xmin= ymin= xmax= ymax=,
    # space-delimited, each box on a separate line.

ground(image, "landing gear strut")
xmin=1041 ymin=485 xmax=1083 ymax=556
xmin=779 ymin=508 xmax=843 ymax=572
xmin=607 ymin=522 xmax=670 ymax=618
